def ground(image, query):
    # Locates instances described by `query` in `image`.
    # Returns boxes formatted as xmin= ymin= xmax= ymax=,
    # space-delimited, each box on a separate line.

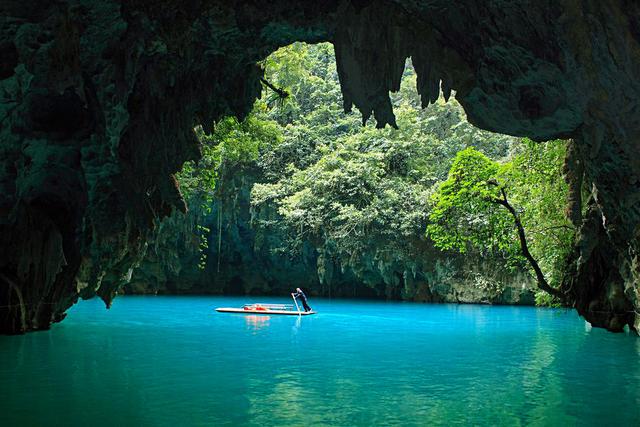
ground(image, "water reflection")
xmin=294 ymin=314 xmax=301 ymax=331
xmin=231 ymin=304 xmax=640 ymax=425
xmin=245 ymin=315 xmax=270 ymax=331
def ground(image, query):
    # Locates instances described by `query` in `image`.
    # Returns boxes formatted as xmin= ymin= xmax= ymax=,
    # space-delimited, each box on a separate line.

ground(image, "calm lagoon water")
xmin=1 ymin=296 xmax=639 ymax=426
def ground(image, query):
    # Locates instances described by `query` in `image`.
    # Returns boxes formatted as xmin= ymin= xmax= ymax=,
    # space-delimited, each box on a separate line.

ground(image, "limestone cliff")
xmin=1 ymin=1 xmax=640 ymax=332
xmin=124 ymin=163 xmax=535 ymax=305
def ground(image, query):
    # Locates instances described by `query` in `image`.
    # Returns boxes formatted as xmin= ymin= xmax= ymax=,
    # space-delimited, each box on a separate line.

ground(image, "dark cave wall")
xmin=0 ymin=0 xmax=338 ymax=332
xmin=1 ymin=0 xmax=640 ymax=332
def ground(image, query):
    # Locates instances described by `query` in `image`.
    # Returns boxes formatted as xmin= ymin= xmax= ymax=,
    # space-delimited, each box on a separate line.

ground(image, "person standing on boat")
xmin=292 ymin=287 xmax=312 ymax=312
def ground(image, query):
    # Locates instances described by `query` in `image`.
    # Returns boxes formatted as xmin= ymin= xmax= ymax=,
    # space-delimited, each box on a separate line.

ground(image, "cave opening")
xmin=3 ymin=2 xmax=640 ymax=424
xmin=1 ymin=1 xmax=639 ymax=337
xmin=172 ymin=41 xmax=573 ymax=314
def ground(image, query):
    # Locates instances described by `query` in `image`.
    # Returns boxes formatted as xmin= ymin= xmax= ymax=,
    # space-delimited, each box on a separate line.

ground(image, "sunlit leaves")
xmin=176 ymin=115 xmax=283 ymax=269
xmin=427 ymin=141 xmax=574 ymax=295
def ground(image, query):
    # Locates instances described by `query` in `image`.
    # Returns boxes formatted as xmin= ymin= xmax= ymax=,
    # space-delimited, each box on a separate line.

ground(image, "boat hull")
xmin=215 ymin=307 xmax=316 ymax=315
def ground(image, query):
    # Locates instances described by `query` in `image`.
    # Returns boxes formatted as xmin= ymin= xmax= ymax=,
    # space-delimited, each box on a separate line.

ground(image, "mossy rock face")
xmin=2 ymin=1 xmax=640 ymax=332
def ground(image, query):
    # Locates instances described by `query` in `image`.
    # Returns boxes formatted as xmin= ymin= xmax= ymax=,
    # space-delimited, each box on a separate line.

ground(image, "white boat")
xmin=216 ymin=297 xmax=316 ymax=316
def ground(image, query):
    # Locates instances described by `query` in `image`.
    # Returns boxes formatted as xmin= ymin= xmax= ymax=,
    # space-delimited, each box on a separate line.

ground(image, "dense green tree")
xmin=427 ymin=141 xmax=572 ymax=302
xmin=178 ymin=116 xmax=281 ymax=201
xmin=251 ymin=131 xmax=433 ymax=273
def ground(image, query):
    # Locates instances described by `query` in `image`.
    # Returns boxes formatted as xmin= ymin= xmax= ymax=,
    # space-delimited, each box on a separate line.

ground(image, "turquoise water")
xmin=1 ymin=296 xmax=639 ymax=426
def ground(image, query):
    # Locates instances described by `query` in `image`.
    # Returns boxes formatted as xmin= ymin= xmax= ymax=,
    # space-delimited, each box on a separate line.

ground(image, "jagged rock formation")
xmin=123 ymin=208 xmax=203 ymax=295
xmin=1 ymin=0 xmax=640 ymax=333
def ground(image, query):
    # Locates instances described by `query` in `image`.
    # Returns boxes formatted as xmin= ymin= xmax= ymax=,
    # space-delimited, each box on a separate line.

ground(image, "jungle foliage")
xmin=427 ymin=142 xmax=572 ymax=303
xmin=169 ymin=42 xmax=574 ymax=303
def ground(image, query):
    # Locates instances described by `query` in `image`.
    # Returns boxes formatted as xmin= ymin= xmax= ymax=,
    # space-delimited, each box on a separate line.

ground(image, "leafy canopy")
xmin=427 ymin=140 xmax=573 ymax=297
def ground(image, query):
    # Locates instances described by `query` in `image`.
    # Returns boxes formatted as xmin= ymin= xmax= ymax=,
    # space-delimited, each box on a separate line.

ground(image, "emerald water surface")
xmin=1 ymin=296 xmax=639 ymax=426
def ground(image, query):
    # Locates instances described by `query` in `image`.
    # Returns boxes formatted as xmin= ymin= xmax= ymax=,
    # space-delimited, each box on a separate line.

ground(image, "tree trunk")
xmin=495 ymin=189 xmax=564 ymax=299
